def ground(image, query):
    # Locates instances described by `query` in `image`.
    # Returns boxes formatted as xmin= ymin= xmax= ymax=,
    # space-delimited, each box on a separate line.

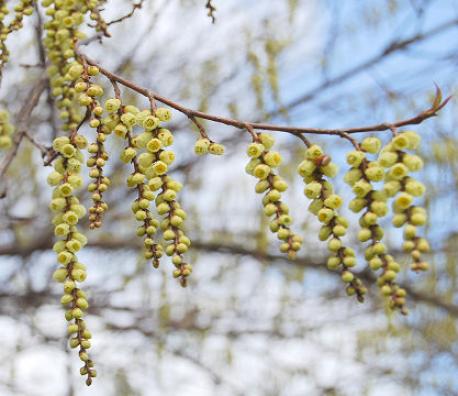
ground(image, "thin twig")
xmin=23 ymin=131 xmax=50 ymax=156
xmin=205 ymin=0 xmax=216 ymax=23
xmin=106 ymin=0 xmax=145 ymax=26
xmin=189 ymin=115 xmax=210 ymax=140
xmin=0 ymin=79 xmax=47 ymax=195
xmin=281 ymin=17 xmax=458 ymax=113
xmin=77 ymin=51 xmax=451 ymax=139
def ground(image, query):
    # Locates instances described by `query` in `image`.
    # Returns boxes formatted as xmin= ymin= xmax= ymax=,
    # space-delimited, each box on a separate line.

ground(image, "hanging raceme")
xmin=246 ymin=132 xmax=303 ymax=259
xmin=345 ymin=136 xmax=408 ymax=314
xmin=0 ymin=0 xmax=451 ymax=386
xmin=298 ymin=144 xmax=367 ymax=302
xmin=48 ymin=132 xmax=96 ymax=385
xmin=146 ymin=112 xmax=194 ymax=286
xmin=71 ymin=64 xmax=112 ymax=229
xmin=0 ymin=0 xmax=34 ymax=74
xmin=380 ymin=131 xmax=430 ymax=272
xmin=107 ymin=100 xmax=165 ymax=270
xmin=40 ymin=0 xmax=107 ymax=384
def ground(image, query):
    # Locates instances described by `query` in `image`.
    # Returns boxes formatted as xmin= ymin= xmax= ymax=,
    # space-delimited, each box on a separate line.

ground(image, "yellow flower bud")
xmin=394 ymin=193 xmax=413 ymax=210
xmin=305 ymin=144 xmax=324 ymax=160
xmin=247 ymin=143 xmax=265 ymax=158
xmin=209 ymin=143 xmax=225 ymax=155
xmin=321 ymin=163 xmax=338 ymax=178
xmin=328 ymin=238 xmax=342 ymax=252
xmin=157 ymin=128 xmax=174 ymax=146
xmin=143 ymin=115 xmax=160 ymax=130
xmin=358 ymin=228 xmax=372 ymax=242
xmin=352 ymin=180 xmax=372 ymax=198
xmin=379 ymin=151 xmax=398 ymax=168
xmin=327 ymin=256 xmax=340 ymax=270
xmin=346 ymin=150 xmax=365 ymax=167
xmin=159 ymin=150 xmax=176 ymax=165
xmin=324 ymin=194 xmax=343 ymax=209
xmin=304 ymin=181 xmax=322 ymax=199
xmin=317 ymin=208 xmax=334 ymax=224
xmin=253 ymin=164 xmax=271 ymax=179
xmin=391 ymin=134 xmax=409 ymax=150
xmin=263 ymin=151 xmax=282 ymax=167
xmin=403 ymin=154 xmax=424 ymax=172
xmin=341 ymin=271 xmax=354 ymax=283
xmin=259 ymin=133 xmax=275 ymax=149
xmin=388 ymin=163 xmax=408 ymax=180
xmin=152 ymin=161 xmax=168 ymax=175
xmin=194 ymin=138 xmax=211 ymax=155
xmin=156 ymin=107 xmax=172 ymax=122
xmin=361 ymin=137 xmax=382 ymax=154
xmin=297 ymin=159 xmax=316 ymax=177
xmin=402 ymin=131 xmax=421 ymax=150
xmin=146 ymin=138 xmax=162 ymax=153
xmin=343 ymin=168 xmax=362 ymax=186
xmin=365 ymin=166 xmax=384 ymax=182
xmin=53 ymin=268 xmax=68 ymax=282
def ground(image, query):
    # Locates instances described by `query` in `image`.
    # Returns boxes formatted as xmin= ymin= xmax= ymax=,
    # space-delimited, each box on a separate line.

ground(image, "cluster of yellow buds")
xmin=87 ymin=0 xmax=108 ymax=35
xmin=42 ymin=0 xmax=97 ymax=133
xmin=138 ymin=109 xmax=192 ymax=285
xmin=345 ymin=137 xmax=407 ymax=314
xmin=154 ymin=175 xmax=191 ymax=286
xmin=246 ymin=133 xmax=303 ymax=259
xmin=194 ymin=137 xmax=225 ymax=156
xmin=380 ymin=131 xmax=430 ymax=272
xmin=41 ymin=0 xmax=109 ymax=384
xmin=109 ymin=102 xmax=192 ymax=283
xmin=111 ymin=104 xmax=165 ymax=269
xmin=298 ymin=144 xmax=367 ymax=301
xmin=48 ymin=134 xmax=96 ymax=385
xmin=67 ymin=64 xmax=112 ymax=228
xmin=0 ymin=0 xmax=34 ymax=71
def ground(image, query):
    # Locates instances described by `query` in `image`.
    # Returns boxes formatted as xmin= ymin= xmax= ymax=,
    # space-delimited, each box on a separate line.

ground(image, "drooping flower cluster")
xmin=298 ymin=144 xmax=367 ymax=301
xmin=138 ymin=110 xmax=192 ymax=286
xmin=48 ymin=134 xmax=96 ymax=385
xmin=0 ymin=0 xmax=34 ymax=73
xmin=66 ymin=64 xmax=112 ymax=228
xmin=345 ymin=137 xmax=408 ymax=313
xmin=379 ymin=131 xmax=429 ymax=271
xmin=102 ymin=100 xmax=193 ymax=285
xmin=40 ymin=0 xmax=107 ymax=383
xmin=246 ymin=133 xmax=303 ymax=259
xmin=42 ymin=0 xmax=90 ymax=132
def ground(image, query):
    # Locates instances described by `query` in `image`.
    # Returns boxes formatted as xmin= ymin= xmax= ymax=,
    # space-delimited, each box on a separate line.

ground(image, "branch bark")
xmin=0 ymin=78 xmax=47 ymax=197
xmin=77 ymin=51 xmax=450 ymax=140
xmin=2 ymin=234 xmax=457 ymax=318
xmin=281 ymin=17 xmax=458 ymax=112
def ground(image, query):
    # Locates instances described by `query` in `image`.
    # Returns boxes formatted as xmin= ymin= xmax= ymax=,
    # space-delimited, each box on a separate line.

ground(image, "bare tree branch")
xmin=2 ymin=234 xmax=457 ymax=318
xmin=77 ymin=51 xmax=450 ymax=141
xmin=281 ymin=17 xmax=458 ymax=112
xmin=0 ymin=78 xmax=47 ymax=197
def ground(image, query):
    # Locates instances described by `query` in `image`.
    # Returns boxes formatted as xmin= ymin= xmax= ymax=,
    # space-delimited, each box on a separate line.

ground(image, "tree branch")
xmin=0 ymin=78 xmax=47 ymax=197
xmin=106 ymin=0 xmax=145 ymax=26
xmin=2 ymin=234 xmax=457 ymax=318
xmin=77 ymin=51 xmax=450 ymax=141
xmin=281 ymin=17 xmax=458 ymax=112
xmin=205 ymin=0 xmax=216 ymax=23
